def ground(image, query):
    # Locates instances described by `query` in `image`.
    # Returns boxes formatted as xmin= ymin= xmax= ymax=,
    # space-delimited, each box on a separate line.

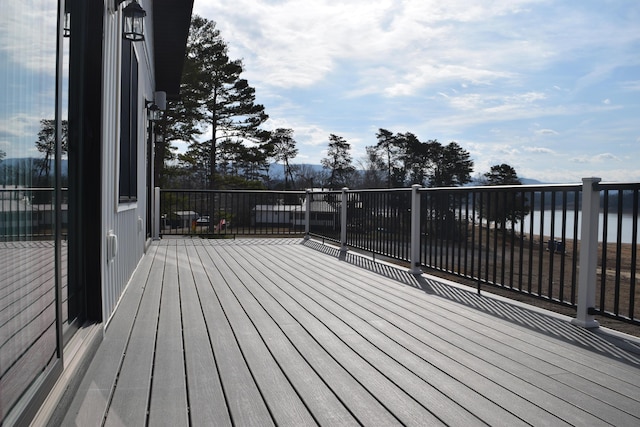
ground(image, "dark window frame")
xmin=119 ymin=39 xmax=139 ymax=203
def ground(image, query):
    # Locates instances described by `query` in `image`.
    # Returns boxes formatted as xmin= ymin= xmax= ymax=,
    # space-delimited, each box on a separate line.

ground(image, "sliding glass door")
xmin=0 ymin=1 xmax=72 ymax=423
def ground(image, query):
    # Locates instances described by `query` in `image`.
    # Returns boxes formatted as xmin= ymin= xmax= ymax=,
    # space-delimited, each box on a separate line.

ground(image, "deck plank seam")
xmin=175 ymin=243 xmax=193 ymax=426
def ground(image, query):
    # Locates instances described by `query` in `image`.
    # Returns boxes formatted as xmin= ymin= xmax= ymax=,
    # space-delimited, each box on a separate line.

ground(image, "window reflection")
xmin=0 ymin=1 xmax=61 ymax=422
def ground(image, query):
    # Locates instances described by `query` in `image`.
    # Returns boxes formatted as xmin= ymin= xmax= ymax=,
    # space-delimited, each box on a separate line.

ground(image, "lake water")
xmin=524 ymin=210 xmax=639 ymax=244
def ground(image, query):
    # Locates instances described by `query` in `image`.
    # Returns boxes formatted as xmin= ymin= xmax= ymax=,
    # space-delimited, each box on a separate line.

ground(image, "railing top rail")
xmin=598 ymin=182 xmax=640 ymax=190
xmin=418 ymin=183 xmax=583 ymax=193
xmin=342 ymin=187 xmax=413 ymax=194
xmin=307 ymin=189 xmax=341 ymax=194
xmin=160 ymin=189 xmax=307 ymax=195
xmin=159 ymin=181 xmax=640 ymax=196
xmin=0 ymin=187 xmax=67 ymax=191
xmin=311 ymin=183 xmax=585 ymax=194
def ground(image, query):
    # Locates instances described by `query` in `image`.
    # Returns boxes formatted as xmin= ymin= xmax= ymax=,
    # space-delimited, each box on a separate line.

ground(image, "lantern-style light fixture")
xmin=146 ymin=101 xmax=161 ymax=122
xmin=63 ymin=3 xmax=71 ymax=38
xmin=115 ymin=0 xmax=146 ymax=42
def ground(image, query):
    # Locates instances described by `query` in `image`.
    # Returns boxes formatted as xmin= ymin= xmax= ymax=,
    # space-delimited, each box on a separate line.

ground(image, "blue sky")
xmin=1 ymin=3 xmax=59 ymax=160
xmin=192 ymin=0 xmax=640 ymax=183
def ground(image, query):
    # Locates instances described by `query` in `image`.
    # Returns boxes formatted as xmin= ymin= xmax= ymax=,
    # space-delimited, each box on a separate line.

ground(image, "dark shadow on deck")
xmin=302 ymin=238 xmax=640 ymax=367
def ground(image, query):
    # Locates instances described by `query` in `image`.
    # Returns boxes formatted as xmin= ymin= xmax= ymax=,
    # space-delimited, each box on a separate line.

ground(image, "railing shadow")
xmin=301 ymin=238 xmax=640 ymax=367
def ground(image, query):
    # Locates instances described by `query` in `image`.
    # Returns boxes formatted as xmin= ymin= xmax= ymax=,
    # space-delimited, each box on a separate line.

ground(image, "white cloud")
xmin=534 ymin=129 xmax=558 ymax=136
xmin=621 ymin=81 xmax=640 ymax=91
xmin=569 ymin=153 xmax=621 ymax=164
xmin=1 ymin=2 xmax=58 ymax=74
xmin=524 ymin=146 xmax=555 ymax=154
xmin=196 ymin=0 xmax=562 ymax=94
xmin=192 ymin=0 xmax=640 ymax=182
xmin=0 ymin=113 xmax=41 ymax=138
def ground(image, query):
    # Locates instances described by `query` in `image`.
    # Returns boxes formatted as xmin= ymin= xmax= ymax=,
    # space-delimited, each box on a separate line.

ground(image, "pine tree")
xmin=375 ymin=128 xmax=402 ymax=188
xmin=180 ymin=16 xmax=268 ymax=189
xmin=481 ymin=164 xmax=529 ymax=227
xmin=269 ymin=128 xmax=298 ymax=189
xmin=34 ymin=119 xmax=68 ymax=180
xmin=321 ymin=134 xmax=355 ymax=189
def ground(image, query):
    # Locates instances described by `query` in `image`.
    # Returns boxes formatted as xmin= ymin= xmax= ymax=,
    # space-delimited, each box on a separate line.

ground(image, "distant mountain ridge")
xmin=1 ymin=158 xmax=69 ymax=176
xmin=3 ymin=158 xmax=547 ymax=186
xmin=270 ymin=162 xmax=548 ymax=185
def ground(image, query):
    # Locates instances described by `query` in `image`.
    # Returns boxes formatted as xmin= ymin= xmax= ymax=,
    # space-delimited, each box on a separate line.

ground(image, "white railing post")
xmin=410 ymin=184 xmax=422 ymax=274
xmin=304 ymin=190 xmax=310 ymax=240
xmin=153 ymin=187 xmax=160 ymax=240
xmin=572 ymin=177 xmax=601 ymax=328
xmin=340 ymin=187 xmax=348 ymax=253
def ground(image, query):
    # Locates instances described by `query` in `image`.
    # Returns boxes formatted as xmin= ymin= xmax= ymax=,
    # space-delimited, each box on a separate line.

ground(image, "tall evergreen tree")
xmin=154 ymin=54 xmax=207 ymax=188
xmin=34 ymin=119 xmax=68 ymax=179
xmin=321 ymin=134 xmax=355 ymax=189
xmin=398 ymin=132 xmax=437 ymax=186
xmin=428 ymin=141 xmax=474 ymax=187
xmin=483 ymin=163 xmax=522 ymax=185
xmin=181 ymin=16 xmax=268 ymax=189
xmin=481 ymin=164 xmax=529 ymax=227
xmin=360 ymin=146 xmax=386 ymax=189
xmin=269 ymin=128 xmax=298 ymax=189
xmin=375 ymin=128 xmax=402 ymax=188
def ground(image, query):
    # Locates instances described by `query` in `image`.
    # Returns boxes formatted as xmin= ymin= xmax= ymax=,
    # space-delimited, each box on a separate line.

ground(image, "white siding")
xmin=101 ymin=0 xmax=156 ymax=324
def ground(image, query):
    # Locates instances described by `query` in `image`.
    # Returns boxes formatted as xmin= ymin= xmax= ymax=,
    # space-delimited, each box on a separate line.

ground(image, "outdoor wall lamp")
xmin=115 ymin=0 xmax=146 ymax=42
xmin=146 ymin=91 xmax=166 ymax=122
xmin=63 ymin=3 xmax=71 ymax=37
xmin=146 ymin=101 xmax=161 ymax=122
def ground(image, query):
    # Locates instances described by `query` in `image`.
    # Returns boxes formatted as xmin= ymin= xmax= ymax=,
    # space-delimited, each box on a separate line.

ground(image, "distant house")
xmin=0 ymin=193 xmax=68 ymax=238
xmin=253 ymin=204 xmax=302 ymax=226
xmin=253 ymin=194 xmax=338 ymax=229
xmin=165 ymin=210 xmax=199 ymax=229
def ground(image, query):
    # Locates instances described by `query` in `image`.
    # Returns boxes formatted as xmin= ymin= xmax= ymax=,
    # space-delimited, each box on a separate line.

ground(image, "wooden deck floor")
xmin=62 ymin=238 xmax=640 ymax=426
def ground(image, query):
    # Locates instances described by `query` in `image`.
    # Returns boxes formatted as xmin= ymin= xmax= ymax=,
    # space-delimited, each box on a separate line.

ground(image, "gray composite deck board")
xmin=179 ymin=245 xmax=232 ymax=426
xmin=197 ymin=246 xmax=361 ymax=427
xmin=188 ymin=244 xmax=276 ymax=427
xmin=104 ymin=244 xmax=166 ymax=426
xmin=62 ymin=238 xmax=640 ymax=426
xmin=214 ymin=244 xmax=402 ymax=426
xmin=209 ymin=245 xmax=411 ymax=426
xmin=217 ymin=246 xmax=444 ymax=426
xmin=196 ymin=244 xmax=318 ymax=426
xmin=148 ymin=243 xmax=189 ymax=426
xmin=62 ymin=243 xmax=155 ymax=426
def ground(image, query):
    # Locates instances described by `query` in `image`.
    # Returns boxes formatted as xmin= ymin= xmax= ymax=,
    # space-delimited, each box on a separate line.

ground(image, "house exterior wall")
xmin=101 ymin=0 xmax=155 ymax=323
